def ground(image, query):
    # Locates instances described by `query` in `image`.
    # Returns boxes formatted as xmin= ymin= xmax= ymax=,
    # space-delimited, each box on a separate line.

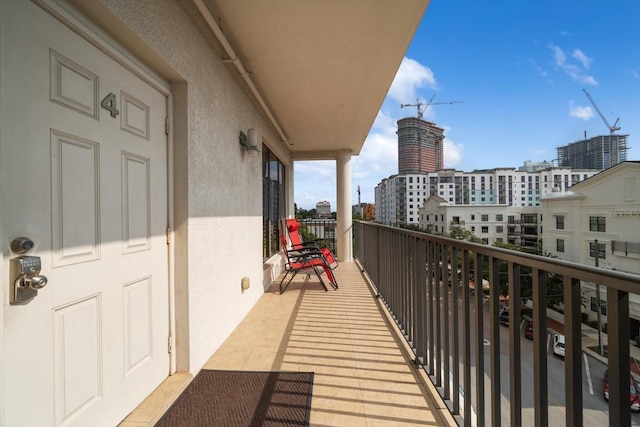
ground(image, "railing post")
xmin=607 ymin=287 xmax=630 ymax=427
xmin=415 ymin=239 xmax=427 ymax=364
xmin=564 ymin=276 xmax=582 ymax=427
xmin=451 ymin=247 xmax=460 ymax=415
xmin=508 ymin=262 xmax=522 ymax=427
xmin=427 ymin=240 xmax=435 ymax=376
xmin=435 ymin=243 xmax=442 ymax=388
xmin=489 ymin=256 xmax=501 ymax=427
xmin=442 ymin=244 xmax=450 ymax=400
xmin=474 ymin=252 xmax=485 ymax=427
xmin=462 ymin=250 xmax=472 ymax=427
xmin=533 ymin=268 xmax=548 ymax=427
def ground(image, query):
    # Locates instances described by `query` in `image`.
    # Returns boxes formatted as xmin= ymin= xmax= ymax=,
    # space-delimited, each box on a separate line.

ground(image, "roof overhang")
xmin=202 ymin=0 xmax=429 ymax=159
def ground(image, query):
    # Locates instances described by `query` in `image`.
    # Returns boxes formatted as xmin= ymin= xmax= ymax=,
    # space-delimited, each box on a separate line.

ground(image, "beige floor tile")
xmin=136 ymin=262 xmax=455 ymax=427
xmin=309 ymin=411 xmax=368 ymax=427
xmin=363 ymin=402 xmax=441 ymax=426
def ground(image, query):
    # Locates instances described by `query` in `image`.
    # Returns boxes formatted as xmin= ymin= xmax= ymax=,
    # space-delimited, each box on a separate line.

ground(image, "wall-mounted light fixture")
xmin=239 ymin=128 xmax=261 ymax=152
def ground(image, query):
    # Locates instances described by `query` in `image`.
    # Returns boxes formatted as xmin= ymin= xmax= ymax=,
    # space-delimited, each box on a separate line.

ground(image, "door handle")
xmin=9 ymin=238 xmax=48 ymax=305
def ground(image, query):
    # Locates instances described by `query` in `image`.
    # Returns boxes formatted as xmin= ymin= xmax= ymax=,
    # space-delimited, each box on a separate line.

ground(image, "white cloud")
xmin=443 ymin=137 xmax=464 ymax=168
xmin=549 ymin=43 xmax=567 ymax=66
xmin=569 ymin=102 xmax=594 ymax=120
xmin=387 ymin=57 xmax=438 ymax=104
xmin=572 ymin=49 xmax=592 ymax=69
xmin=548 ymin=43 xmax=598 ymax=86
xmin=348 ymin=111 xmax=401 ymax=204
xmin=529 ymin=59 xmax=548 ymax=77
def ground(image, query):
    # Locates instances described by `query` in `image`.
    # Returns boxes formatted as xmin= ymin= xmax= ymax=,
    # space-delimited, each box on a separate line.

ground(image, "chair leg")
xmin=320 ymin=262 xmax=338 ymax=289
xmin=323 ymin=267 xmax=338 ymax=289
xmin=311 ymin=266 xmax=329 ymax=291
xmin=279 ymin=269 xmax=298 ymax=293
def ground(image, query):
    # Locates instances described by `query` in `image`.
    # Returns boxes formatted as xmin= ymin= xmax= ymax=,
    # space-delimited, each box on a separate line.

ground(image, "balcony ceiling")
xmin=205 ymin=0 xmax=428 ymax=159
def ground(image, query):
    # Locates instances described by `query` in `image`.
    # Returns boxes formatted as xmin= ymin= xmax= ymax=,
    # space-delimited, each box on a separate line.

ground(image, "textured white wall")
xmin=94 ymin=0 xmax=292 ymax=371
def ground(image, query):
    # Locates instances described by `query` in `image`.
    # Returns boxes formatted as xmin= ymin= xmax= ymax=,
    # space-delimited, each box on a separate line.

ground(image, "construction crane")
xmin=401 ymin=95 xmax=463 ymax=119
xmin=582 ymin=88 xmax=620 ymax=134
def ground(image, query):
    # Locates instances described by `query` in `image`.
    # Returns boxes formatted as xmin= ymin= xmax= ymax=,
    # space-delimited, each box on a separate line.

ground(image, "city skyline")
xmin=294 ymin=0 xmax=640 ymax=209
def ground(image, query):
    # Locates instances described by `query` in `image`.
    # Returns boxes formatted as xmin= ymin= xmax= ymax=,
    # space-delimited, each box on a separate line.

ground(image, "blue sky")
xmin=294 ymin=0 xmax=640 ymax=210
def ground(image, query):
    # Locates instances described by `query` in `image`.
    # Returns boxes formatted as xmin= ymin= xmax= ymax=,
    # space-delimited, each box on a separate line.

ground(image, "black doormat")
xmin=155 ymin=370 xmax=314 ymax=427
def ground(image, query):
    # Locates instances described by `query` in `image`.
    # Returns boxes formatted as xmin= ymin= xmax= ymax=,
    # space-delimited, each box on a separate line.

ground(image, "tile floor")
xmin=121 ymin=262 xmax=456 ymax=426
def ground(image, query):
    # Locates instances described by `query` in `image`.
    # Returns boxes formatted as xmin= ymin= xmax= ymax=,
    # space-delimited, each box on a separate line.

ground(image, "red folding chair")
xmin=285 ymin=218 xmax=338 ymax=270
xmin=279 ymin=219 xmax=338 ymax=293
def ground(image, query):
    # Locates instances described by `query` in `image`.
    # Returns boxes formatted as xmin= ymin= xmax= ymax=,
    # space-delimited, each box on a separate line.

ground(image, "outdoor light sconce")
xmin=239 ymin=129 xmax=260 ymax=152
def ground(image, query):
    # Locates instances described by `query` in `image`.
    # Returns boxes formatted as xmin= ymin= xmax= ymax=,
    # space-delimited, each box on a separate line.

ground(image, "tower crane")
xmin=582 ymin=88 xmax=620 ymax=134
xmin=401 ymin=95 xmax=463 ymax=119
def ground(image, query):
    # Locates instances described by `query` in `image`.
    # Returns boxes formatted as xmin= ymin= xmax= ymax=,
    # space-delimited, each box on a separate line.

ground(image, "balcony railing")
xmin=354 ymin=221 xmax=640 ymax=426
xmin=297 ymin=218 xmax=337 ymax=253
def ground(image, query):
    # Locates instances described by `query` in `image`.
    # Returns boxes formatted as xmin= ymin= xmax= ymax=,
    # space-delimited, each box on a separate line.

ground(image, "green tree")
xmin=493 ymin=241 xmax=564 ymax=308
xmin=449 ymin=225 xmax=482 ymax=243
xmin=296 ymin=208 xmax=318 ymax=220
xmin=298 ymin=224 xmax=318 ymax=242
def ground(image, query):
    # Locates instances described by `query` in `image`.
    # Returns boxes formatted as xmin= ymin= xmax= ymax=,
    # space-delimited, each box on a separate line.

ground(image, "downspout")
xmin=193 ymin=0 xmax=289 ymax=145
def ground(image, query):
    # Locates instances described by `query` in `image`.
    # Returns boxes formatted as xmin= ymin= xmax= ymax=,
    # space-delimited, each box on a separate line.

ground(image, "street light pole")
xmin=595 ymin=239 xmax=604 ymax=356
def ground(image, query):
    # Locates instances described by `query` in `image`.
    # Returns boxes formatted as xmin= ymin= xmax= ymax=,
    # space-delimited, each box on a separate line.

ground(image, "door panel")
xmin=1 ymin=2 xmax=170 ymax=426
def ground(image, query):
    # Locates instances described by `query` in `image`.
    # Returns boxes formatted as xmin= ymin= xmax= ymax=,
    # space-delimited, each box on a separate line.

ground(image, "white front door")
xmin=1 ymin=2 xmax=170 ymax=426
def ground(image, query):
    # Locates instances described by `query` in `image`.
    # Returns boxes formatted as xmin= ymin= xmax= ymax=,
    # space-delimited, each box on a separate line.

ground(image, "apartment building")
xmin=418 ymin=198 xmax=542 ymax=249
xmin=540 ymin=161 xmax=640 ymax=335
xmin=353 ymin=203 xmax=375 ymax=220
xmin=316 ymin=200 xmax=332 ymax=218
xmin=557 ymin=134 xmax=629 ymax=170
xmin=375 ymin=165 xmax=599 ymax=227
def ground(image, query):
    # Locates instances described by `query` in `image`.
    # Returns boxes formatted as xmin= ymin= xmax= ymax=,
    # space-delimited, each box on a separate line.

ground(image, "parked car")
xmin=552 ymin=334 xmax=565 ymax=357
xmin=524 ymin=321 xmax=533 ymax=340
xmin=603 ymin=370 xmax=640 ymax=411
xmin=499 ymin=307 xmax=509 ymax=325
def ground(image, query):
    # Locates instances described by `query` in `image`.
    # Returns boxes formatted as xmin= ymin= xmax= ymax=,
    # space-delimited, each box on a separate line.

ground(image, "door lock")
xmin=10 ymin=256 xmax=48 ymax=305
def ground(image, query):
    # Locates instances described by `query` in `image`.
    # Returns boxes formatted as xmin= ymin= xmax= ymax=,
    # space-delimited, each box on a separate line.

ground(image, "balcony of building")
xmin=130 ymin=221 xmax=640 ymax=426
xmin=125 ymin=261 xmax=456 ymax=426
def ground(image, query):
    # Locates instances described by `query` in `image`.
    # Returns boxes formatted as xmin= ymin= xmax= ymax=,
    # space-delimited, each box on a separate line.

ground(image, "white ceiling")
xmin=204 ymin=0 xmax=429 ymax=159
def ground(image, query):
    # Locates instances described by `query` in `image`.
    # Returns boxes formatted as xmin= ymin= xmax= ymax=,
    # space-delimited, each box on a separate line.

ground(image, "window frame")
xmin=589 ymin=216 xmax=606 ymax=232
xmin=589 ymin=242 xmax=607 ymax=259
xmin=590 ymin=297 xmax=606 ymax=316
xmin=263 ymin=146 xmax=286 ymax=259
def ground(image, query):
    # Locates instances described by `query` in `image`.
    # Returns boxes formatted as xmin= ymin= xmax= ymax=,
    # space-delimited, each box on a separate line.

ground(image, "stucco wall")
xmin=90 ymin=0 xmax=292 ymax=372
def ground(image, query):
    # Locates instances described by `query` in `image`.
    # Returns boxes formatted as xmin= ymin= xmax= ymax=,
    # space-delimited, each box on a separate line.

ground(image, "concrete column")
xmin=288 ymin=161 xmax=295 ymax=216
xmin=336 ymin=150 xmax=353 ymax=262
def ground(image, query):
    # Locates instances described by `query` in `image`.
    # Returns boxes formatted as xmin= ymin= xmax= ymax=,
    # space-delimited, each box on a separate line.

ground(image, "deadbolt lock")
xmin=10 ymin=256 xmax=48 ymax=305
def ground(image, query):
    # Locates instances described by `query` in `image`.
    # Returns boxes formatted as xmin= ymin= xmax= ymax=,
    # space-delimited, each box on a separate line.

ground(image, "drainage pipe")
xmin=193 ymin=0 xmax=289 ymax=145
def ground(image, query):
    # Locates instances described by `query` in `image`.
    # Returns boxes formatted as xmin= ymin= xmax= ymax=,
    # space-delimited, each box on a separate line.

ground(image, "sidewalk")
xmin=545 ymin=308 xmax=640 ymax=376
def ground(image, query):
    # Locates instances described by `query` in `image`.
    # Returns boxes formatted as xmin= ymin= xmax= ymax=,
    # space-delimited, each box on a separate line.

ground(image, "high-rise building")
xmin=556 ymin=134 xmax=629 ymax=170
xmin=397 ymin=117 xmax=444 ymax=174
xmin=316 ymin=200 xmax=331 ymax=218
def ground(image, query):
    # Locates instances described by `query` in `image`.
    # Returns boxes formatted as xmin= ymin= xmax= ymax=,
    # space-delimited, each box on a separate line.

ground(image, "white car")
xmin=552 ymin=334 xmax=565 ymax=357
